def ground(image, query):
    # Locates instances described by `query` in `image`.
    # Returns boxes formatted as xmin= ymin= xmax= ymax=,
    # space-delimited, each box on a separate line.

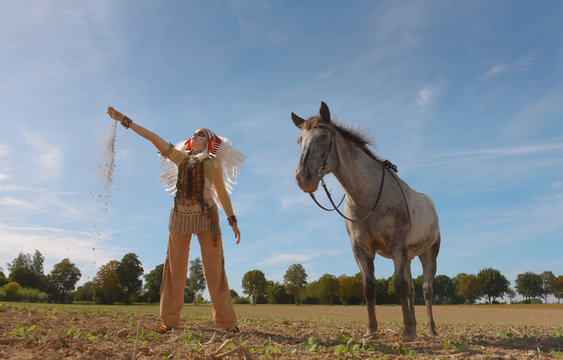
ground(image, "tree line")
xmin=239 ymin=266 xmax=563 ymax=306
xmin=1 ymin=250 xmax=562 ymax=305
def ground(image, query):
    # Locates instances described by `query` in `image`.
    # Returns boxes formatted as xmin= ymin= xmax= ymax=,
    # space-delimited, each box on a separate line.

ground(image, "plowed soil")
xmin=1 ymin=303 xmax=562 ymax=359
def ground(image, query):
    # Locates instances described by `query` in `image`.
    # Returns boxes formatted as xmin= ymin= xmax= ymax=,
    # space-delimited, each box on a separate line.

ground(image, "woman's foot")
xmin=225 ymin=325 xmax=240 ymax=334
xmin=155 ymin=324 xmax=173 ymax=334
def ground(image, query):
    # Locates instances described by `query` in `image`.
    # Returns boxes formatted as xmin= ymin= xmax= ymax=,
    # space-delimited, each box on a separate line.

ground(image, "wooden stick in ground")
xmin=133 ymin=320 xmax=140 ymax=360
xmin=211 ymin=339 xmax=252 ymax=360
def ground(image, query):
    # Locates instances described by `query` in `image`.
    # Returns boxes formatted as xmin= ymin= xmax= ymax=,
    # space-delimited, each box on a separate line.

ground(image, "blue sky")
xmin=1 ymin=1 xmax=562 ymax=300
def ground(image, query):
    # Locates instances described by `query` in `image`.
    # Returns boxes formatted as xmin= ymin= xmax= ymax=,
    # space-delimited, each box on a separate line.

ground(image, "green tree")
xmin=241 ymin=270 xmax=268 ymax=305
xmin=283 ymin=264 xmax=308 ymax=305
xmin=375 ymin=277 xmax=396 ymax=305
xmin=48 ymin=258 xmax=81 ymax=303
xmin=433 ymin=275 xmax=456 ymax=304
xmin=303 ymin=279 xmax=321 ymax=304
xmin=267 ymin=280 xmax=292 ymax=304
xmin=187 ymin=257 xmax=206 ymax=304
xmin=457 ymin=274 xmax=481 ymax=304
xmin=93 ymin=260 xmax=122 ymax=304
xmin=143 ymin=264 xmax=164 ymax=303
xmin=413 ymin=275 xmax=425 ymax=305
xmin=3 ymin=282 xmax=22 ymax=300
xmin=0 ymin=271 xmax=8 ymax=287
xmin=318 ymin=273 xmax=339 ymax=305
xmin=31 ymin=250 xmax=45 ymax=275
xmin=541 ymin=271 xmax=555 ymax=303
xmin=7 ymin=252 xmax=32 ymax=272
xmin=230 ymin=289 xmax=239 ymax=301
xmin=74 ymin=281 xmax=94 ymax=302
xmin=117 ymin=253 xmax=144 ymax=303
xmin=505 ymin=287 xmax=517 ymax=304
xmin=515 ymin=272 xmax=544 ymax=302
xmin=9 ymin=266 xmax=45 ymax=290
xmin=553 ymin=275 xmax=563 ymax=303
xmin=477 ymin=268 xmax=509 ymax=304
xmin=184 ymin=280 xmax=195 ymax=303
xmin=338 ymin=274 xmax=363 ymax=305
xmin=451 ymin=273 xmax=469 ymax=304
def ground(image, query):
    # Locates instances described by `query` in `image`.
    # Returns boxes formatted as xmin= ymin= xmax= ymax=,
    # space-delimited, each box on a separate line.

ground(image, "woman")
xmin=106 ymin=106 xmax=242 ymax=334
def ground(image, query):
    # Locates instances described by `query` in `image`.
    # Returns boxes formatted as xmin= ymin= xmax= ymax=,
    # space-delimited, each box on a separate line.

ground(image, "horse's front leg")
xmin=352 ymin=242 xmax=377 ymax=339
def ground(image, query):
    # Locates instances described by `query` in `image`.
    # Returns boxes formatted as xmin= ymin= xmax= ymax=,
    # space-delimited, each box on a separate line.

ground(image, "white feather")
xmin=158 ymin=137 xmax=244 ymax=209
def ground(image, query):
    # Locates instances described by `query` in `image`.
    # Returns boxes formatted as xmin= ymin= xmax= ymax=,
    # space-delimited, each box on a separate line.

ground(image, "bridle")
xmin=306 ymin=126 xmax=411 ymax=226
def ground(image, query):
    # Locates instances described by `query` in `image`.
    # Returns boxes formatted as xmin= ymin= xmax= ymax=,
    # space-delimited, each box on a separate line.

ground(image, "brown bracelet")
xmin=227 ymin=215 xmax=237 ymax=226
xmin=121 ymin=115 xmax=132 ymax=129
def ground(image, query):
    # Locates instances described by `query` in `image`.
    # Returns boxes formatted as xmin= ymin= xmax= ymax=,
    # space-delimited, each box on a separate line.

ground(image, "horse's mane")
xmin=304 ymin=116 xmax=380 ymax=162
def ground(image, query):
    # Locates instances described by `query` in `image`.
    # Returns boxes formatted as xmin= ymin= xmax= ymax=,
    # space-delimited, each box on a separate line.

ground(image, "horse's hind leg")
xmin=352 ymin=242 xmax=377 ymax=339
xmin=418 ymin=235 xmax=440 ymax=336
xmin=391 ymin=245 xmax=417 ymax=342
xmin=405 ymin=258 xmax=416 ymax=331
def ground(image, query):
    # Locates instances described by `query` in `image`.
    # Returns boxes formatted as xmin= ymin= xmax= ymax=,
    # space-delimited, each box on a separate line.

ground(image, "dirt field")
xmin=1 ymin=302 xmax=562 ymax=359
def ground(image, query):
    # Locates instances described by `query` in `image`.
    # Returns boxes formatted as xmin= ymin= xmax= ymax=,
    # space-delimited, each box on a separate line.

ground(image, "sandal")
xmin=225 ymin=325 xmax=240 ymax=334
xmin=155 ymin=324 xmax=173 ymax=334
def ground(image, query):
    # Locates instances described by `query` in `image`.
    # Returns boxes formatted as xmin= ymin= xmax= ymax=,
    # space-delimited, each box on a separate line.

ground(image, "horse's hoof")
xmin=402 ymin=331 xmax=417 ymax=342
xmin=363 ymin=330 xmax=377 ymax=340
xmin=428 ymin=328 xmax=438 ymax=336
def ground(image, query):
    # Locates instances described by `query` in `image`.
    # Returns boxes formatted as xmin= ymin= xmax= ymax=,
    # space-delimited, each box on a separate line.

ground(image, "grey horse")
xmin=292 ymin=102 xmax=441 ymax=342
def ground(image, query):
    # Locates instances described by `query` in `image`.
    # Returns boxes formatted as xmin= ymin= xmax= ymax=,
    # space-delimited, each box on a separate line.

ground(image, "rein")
xmin=307 ymin=127 xmax=411 ymax=226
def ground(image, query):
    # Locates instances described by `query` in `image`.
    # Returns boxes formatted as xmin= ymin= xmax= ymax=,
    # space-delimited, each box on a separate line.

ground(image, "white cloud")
xmin=0 ymin=197 xmax=35 ymax=209
xmin=445 ymin=193 xmax=563 ymax=256
xmin=316 ymin=69 xmax=335 ymax=80
xmin=0 ymin=222 xmax=123 ymax=281
xmin=375 ymin=2 xmax=430 ymax=49
xmin=480 ymin=64 xmax=509 ymax=79
xmin=279 ymin=193 xmax=311 ymax=211
xmin=0 ymin=184 xmax=26 ymax=191
xmin=437 ymin=142 xmax=563 ymax=157
xmin=411 ymin=141 xmax=563 ymax=194
xmin=479 ymin=56 xmax=536 ymax=80
xmin=504 ymin=87 xmax=563 ymax=137
xmin=21 ymin=130 xmax=63 ymax=180
xmin=0 ymin=144 xmax=10 ymax=157
xmin=256 ymin=253 xmax=316 ymax=266
xmin=0 ymin=173 xmax=8 ymax=181
xmin=0 ymin=187 xmax=91 ymax=223
xmin=415 ymin=79 xmax=445 ymax=113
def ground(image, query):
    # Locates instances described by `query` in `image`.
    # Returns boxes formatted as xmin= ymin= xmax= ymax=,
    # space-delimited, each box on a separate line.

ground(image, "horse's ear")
xmin=319 ymin=101 xmax=331 ymax=123
xmin=292 ymin=112 xmax=306 ymax=129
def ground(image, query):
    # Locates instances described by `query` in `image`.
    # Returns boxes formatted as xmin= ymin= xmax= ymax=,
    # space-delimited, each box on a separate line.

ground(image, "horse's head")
xmin=292 ymin=102 xmax=339 ymax=193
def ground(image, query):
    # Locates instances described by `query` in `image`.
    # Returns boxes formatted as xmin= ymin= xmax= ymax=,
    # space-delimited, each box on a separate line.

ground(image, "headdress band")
xmin=184 ymin=128 xmax=222 ymax=158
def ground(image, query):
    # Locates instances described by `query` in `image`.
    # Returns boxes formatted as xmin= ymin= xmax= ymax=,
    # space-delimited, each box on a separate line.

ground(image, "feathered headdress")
xmin=158 ymin=128 xmax=244 ymax=208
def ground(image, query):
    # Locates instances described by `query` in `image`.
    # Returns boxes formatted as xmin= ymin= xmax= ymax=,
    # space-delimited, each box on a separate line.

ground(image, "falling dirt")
xmin=98 ymin=120 xmax=117 ymax=214
xmin=87 ymin=120 xmax=118 ymax=266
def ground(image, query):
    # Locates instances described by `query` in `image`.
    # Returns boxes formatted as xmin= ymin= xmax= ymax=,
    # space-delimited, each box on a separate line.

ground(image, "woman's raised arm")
xmin=107 ymin=106 xmax=184 ymax=165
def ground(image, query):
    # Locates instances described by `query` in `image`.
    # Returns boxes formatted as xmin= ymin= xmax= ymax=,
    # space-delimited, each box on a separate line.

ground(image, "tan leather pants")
xmin=159 ymin=230 xmax=237 ymax=329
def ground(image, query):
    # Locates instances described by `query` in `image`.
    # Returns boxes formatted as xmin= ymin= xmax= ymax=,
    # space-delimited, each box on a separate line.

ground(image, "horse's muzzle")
xmin=295 ymin=171 xmax=319 ymax=193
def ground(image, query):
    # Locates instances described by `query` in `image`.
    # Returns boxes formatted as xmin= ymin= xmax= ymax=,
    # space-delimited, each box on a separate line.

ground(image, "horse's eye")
xmin=322 ymin=134 xmax=328 ymax=140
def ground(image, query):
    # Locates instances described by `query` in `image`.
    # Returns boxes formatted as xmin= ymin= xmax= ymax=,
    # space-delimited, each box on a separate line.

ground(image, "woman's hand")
xmin=107 ymin=106 xmax=124 ymax=122
xmin=232 ymin=223 xmax=241 ymax=244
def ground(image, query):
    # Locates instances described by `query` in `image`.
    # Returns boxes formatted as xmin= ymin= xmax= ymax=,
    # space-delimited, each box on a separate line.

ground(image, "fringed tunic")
xmin=168 ymin=155 xmax=220 ymax=238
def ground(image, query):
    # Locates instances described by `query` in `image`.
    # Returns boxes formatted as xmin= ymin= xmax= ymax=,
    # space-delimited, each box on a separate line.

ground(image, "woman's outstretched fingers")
xmin=106 ymin=106 xmax=123 ymax=121
xmin=233 ymin=225 xmax=241 ymax=244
